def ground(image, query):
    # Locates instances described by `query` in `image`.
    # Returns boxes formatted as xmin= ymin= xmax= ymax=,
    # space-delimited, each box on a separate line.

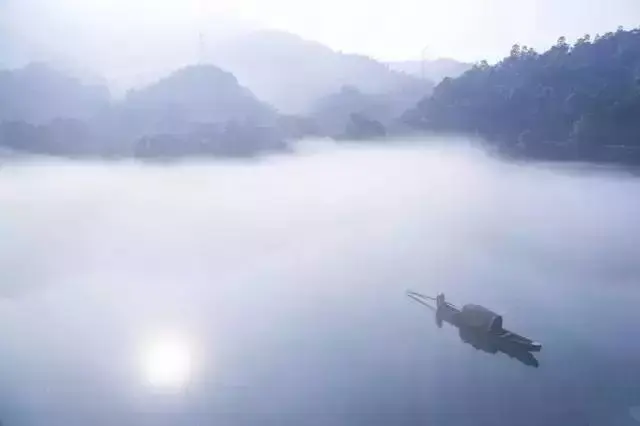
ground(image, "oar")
xmin=406 ymin=290 xmax=436 ymax=301
xmin=406 ymin=291 xmax=436 ymax=311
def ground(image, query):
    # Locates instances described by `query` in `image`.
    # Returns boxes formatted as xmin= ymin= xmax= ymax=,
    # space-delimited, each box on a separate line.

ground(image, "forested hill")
xmin=404 ymin=27 xmax=640 ymax=162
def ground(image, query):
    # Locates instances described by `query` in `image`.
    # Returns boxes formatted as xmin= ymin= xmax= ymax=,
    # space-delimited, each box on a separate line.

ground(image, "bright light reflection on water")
xmin=140 ymin=332 xmax=193 ymax=391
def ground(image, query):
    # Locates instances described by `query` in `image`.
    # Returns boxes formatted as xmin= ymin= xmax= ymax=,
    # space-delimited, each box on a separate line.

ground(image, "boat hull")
xmin=437 ymin=302 xmax=542 ymax=352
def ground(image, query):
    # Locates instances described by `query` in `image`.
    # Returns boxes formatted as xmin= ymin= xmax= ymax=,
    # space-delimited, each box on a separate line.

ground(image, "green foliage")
xmin=406 ymin=27 xmax=640 ymax=162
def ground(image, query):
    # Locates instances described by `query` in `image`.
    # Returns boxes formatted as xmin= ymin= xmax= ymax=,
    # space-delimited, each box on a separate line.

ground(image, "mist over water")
xmin=1 ymin=139 xmax=640 ymax=426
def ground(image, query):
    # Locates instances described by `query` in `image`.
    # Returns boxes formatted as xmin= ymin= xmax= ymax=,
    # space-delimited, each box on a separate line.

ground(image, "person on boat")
xmin=436 ymin=293 xmax=446 ymax=309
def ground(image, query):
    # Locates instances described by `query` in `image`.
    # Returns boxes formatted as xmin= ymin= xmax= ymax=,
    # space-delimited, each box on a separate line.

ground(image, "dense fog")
xmin=1 ymin=140 xmax=640 ymax=425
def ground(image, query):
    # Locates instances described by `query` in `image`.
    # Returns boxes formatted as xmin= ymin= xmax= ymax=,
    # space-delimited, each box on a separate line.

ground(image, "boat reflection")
xmin=435 ymin=309 xmax=541 ymax=368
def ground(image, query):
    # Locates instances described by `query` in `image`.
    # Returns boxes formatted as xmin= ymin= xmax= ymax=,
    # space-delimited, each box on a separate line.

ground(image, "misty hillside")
xmin=310 ymin=86 xmax=389 ymax=136
xmin=0 ymin=63 xmax=110 ymax=124
xmin=102 ymin=64 xmax=286 ymax=157
xmin=404 ymin=27 xmax=640 ymax=163
xmin=388 ymin=58 xmax=471 ymax=83
xmin=124 ymin=65 xmax=276 ymax=130
xmin=310 ymin=85 xmax=411 ymax=137
xmin=210 ymin=30 xmax=432 ymax=114
xmin=0 ymin=64 xmax=287 ymax=157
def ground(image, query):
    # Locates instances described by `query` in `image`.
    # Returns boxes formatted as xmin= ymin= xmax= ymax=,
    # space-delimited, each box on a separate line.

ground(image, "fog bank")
xmin=1 ymin=140 xmax=640 ymax=425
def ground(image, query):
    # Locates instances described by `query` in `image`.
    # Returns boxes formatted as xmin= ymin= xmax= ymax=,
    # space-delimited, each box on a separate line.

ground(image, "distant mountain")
xmin=117 ymin=64 xmax=284 ymax=156
xmin=310 ymin=85 xmax=417 ymax=137
xmin=210 ymin=30 xmax=433 ymax=114
xmin=0 ymin=63 xmax=110 ymax=124
xmin=310 ymin=86 xmax=389 ymax=136
xmin=123 ymin=65 xmax=276 ymax=132
xmin=0 ymin=64 xmax=288 ymax=158
xmin=388 ymin=58 xmax=471 ymax=83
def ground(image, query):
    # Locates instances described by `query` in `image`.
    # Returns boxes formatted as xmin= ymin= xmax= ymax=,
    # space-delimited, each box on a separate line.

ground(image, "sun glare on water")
xmin=141 ymin=334 xmax=193 ymax=390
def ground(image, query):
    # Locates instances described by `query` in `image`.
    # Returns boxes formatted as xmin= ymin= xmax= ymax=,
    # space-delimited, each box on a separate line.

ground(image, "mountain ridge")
xmin=210 ymin=30 xmax=433 ymax=114
xmin=388 ymin=58 xmax=472 ymax=83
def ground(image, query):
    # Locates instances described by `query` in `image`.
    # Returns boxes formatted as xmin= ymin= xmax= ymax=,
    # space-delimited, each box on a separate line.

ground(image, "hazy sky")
xmin=2 ymin=0 xmax=640 ymax=81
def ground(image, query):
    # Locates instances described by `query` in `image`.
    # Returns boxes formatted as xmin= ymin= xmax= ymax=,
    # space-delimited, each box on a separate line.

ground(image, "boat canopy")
xmin=459 ymin=304 xmax=503 ymax=333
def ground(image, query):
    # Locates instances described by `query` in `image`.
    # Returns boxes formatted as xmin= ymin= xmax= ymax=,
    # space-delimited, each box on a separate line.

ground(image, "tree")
xmin=404 ymin=27 xmax=640 ymax=163
xmin=510 ymin=44 xmax=521 ymax=58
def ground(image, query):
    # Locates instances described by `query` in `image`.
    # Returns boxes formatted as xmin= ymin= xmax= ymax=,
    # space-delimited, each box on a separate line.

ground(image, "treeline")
xmin=405 ymin=26 xmax=640 ymax=163
xmin=0 ymin=119 xmax=288 ymax=158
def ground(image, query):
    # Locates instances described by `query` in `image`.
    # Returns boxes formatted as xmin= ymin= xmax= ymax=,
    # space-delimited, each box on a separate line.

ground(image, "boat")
xmin=457 ymin=324 xmax=540 ymax=368
xmin=407 ymin=291 xmax=542 ymax=352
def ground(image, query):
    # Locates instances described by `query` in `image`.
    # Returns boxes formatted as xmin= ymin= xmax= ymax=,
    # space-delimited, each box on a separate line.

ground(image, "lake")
xmin=1 ymin=139 xmax=640 ymax=426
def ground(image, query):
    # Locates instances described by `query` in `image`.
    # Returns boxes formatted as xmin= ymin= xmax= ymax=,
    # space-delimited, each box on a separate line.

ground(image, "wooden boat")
xmin=456 ymin=324 xmax=540 ymax=368
xmin=407 ymin=291 xmax=542 ymax=352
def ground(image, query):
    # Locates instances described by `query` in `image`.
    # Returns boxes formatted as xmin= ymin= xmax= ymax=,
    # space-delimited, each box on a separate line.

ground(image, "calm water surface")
xmin=1 ymin=140 xmax=639 ymax=426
